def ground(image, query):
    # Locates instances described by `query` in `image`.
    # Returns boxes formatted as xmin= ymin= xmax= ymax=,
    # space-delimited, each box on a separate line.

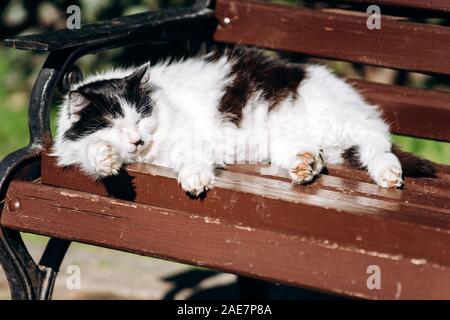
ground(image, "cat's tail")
xmin=344 ymin=145 xmax=436 ymax=177
xmin=391 ymin=146 xmax=436 ymax=178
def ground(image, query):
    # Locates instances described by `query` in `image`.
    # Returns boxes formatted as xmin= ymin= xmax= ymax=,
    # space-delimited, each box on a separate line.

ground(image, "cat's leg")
xmin=81 ymin=139 xmax=123 ymax=178
xmin=170 ymin=136 xmax=216 ymax=197
xmin=358 ymin=143 xmax=403 ymax=188
xmin=270 ymin=134 xmax=325 ymax=184
xmin=177 ymin=164 xmax=215 ymax=197
xmin=349 ymin=119 xmax=403 ymax=188
xmin=289 ymin=150 xmax=325 ymax=184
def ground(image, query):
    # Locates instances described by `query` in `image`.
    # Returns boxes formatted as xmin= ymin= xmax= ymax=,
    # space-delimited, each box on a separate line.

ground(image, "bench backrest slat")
xmin=351 ymin=79 xmax=450 ymax=142
xmin=214 ymin=0 xmax=450 ymax=142
xmin=214 ymin=0 xmax=450 ymax=76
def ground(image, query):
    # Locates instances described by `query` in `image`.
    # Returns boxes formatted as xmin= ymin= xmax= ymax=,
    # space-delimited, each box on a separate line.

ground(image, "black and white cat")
xmin=53 ymin=48 xmax=434 ymax=196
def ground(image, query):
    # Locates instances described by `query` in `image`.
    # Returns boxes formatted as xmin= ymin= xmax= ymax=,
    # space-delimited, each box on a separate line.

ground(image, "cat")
xmin=53 ymin=47 xmax=435 ymax=196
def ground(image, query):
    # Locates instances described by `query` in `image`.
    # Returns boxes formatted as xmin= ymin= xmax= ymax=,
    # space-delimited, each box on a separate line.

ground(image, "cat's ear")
xmin=67 ymin=90 xmax=89 ymax=121
xmin=126 ymin=62 xmax=150 ymax=86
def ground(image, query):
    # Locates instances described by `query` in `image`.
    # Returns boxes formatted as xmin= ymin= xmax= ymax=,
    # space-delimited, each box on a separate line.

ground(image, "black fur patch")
xmin=64 ymin=69 xmax=153 ymax=141
xmin=392 ymin=146 xmax=436 ymax=177
xmin=343 ymin=146 xmax=364 ymax=169
xmin=216 ymin=48 xmax=305 ymax=125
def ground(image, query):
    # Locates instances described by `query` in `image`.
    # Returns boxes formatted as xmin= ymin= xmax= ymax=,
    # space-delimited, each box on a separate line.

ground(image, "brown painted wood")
xmin=3 ymin=0 xmax=449 ymax=300
xmin=38 ymin=153 xmax=450 ymax=266
xmin=337 ymin=0 xmax=450 ymax=13
xmin=228 ymin=163 xmax=450 ymax=203
xmin=350 ymin=79 xmax=450 ymax=142
xmin=2 ymin=180 xmax=450 ymax=299
xmin=214 ymin=0 xmax=450 ymax=76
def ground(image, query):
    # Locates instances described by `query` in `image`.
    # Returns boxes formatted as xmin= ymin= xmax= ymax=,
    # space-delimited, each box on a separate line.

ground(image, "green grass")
xmin=0 ymin=104 xmax=29 ymax=157
xmin=393 ymin=135 xmax=450 ymax=165
xmin=0 ymin=53 xmax=29 ymax=158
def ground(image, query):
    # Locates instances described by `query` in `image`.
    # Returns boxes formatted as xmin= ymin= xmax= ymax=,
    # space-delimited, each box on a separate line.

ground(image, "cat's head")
xmin=62 ymin=63 xmax=156 ymax=161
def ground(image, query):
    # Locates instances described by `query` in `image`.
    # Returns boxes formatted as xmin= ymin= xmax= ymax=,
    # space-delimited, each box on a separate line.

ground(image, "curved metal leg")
xmin=0 ymin=228 xmax=40 ymax=299
xmin=0 ymin=227 xmax=70 ymax=300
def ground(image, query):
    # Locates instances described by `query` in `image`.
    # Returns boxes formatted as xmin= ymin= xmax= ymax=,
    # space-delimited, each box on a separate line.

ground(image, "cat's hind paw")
xmin=178 ymin=166 xmax=215 ymax=197
xmin=369 ymin=152 xmax=403 ymax=189
xmin=88 ymin=141 xmax=122 ymax=178
xmin=289 ymin=152 xmax=324 ymax=184
xmin=375 ymin=166 xmax=403 ymax=189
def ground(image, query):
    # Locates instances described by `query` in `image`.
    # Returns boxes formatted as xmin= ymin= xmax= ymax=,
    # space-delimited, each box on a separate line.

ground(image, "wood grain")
xmin=2 ymin=0 xmax=449 ymax=300
xmin=214 ymin=0 xmax=450 ymax=76
xmin=3 ymin=180 xmax=450 ymax=299
xmin=1 ymin=152 xmax=449 ymax=299
xmin=36 ymin=153 xmax=450 ymax=267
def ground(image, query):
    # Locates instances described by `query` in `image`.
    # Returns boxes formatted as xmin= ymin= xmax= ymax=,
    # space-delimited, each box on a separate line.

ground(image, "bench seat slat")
xmin=214 ymin=0 xmax=450 ymax=76
xmin=327 ymin=165 xmax=450 ymax=199
xmin=229 ymin=165 xmax=450 ymax=210
xmin=35 ymin=154 xmax=450 ymax=266
xmin=41 ymin=154 xmax=450 ymax=220
xmin=2 ymin=180 xmax=450 ymax=300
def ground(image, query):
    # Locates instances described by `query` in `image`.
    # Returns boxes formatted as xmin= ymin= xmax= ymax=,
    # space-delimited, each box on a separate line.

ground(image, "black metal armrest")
xmin=5 ymin=5 xmax=214 ymax=52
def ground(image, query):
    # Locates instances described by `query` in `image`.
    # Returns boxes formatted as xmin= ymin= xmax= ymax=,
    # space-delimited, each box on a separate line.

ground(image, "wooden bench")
xmin=1 ymin=0 xmax=449 ymax=300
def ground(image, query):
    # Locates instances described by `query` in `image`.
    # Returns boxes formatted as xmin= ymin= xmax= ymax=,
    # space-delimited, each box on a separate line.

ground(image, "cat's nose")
xmin=127 ymin=130 xmax=142 ymax=146
xmin=133 ymin=139 xmax=144 ymax=146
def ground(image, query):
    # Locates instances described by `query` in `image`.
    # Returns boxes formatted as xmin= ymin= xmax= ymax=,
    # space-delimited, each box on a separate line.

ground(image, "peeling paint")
xmin=225 ymin=238 xmax=242 ymax=245
xmin=235 ymin=225 xmax=255 ymax=232
xmin=306 ymin=238 xmax=404 ymax=262
xmin=204 ymin=217 xmax=221 ymax=225
xmin=59 ymin=191 xmax=81 ymax=198
xmin=410 ymin=258 xmax=427 ymax=265
xmin=109 ymin=200 xmax=138 ymax=208
xmin=395 ymin=282 xmax=402 ymax=300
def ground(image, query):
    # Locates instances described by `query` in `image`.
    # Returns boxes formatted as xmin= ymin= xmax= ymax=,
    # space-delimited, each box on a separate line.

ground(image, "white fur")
xmin=53 ymin=55 xmax=402 ymax=194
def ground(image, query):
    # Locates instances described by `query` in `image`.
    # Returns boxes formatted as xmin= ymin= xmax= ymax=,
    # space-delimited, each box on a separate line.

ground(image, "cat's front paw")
xmin=177 ymin=166 xmax=215 ymax=197
xmin=88 ymin=141 xmax=122 ymax=178
xmin=289 ymin=152 xmax=324 ymax=184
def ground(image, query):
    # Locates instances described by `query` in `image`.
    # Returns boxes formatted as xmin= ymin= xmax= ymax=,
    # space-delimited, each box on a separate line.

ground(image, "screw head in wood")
xmin=8 ymin=199 xmax=20 ymax=213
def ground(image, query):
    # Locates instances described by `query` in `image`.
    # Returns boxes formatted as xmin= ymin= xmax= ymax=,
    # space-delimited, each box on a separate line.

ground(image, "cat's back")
xmin=150 ymin=53 xmax=232 ymax=93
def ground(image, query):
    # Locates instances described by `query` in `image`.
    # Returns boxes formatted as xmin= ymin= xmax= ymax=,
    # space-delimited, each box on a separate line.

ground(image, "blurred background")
xmin=0 ymin=0 xmax=449 ymax=299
